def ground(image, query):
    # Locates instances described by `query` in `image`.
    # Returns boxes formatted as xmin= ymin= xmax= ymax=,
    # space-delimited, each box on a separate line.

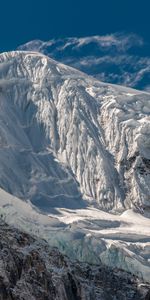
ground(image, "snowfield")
xmin=0 ymin=51 xmax=149 ymax=282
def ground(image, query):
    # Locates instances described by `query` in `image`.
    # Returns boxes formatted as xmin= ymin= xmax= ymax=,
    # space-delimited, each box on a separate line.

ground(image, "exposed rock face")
xmin=0 ymin=221 xmax=149 ymax=300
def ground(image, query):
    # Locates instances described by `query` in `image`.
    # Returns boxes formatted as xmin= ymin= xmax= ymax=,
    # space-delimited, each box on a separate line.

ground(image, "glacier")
xmin=0 ymin=187 xmax=150 ymax=283
xmin=0 ymin=51 xmax=150 ymax=282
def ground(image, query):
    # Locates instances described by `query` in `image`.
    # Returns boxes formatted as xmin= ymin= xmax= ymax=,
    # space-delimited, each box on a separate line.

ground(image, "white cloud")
xmin=71 ymin=33 xmax=144 ymax=52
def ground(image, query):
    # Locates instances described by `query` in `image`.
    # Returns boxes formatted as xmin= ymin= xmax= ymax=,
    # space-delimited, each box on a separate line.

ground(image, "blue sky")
xmin=0 ymin=0 xmax=150 ymax=52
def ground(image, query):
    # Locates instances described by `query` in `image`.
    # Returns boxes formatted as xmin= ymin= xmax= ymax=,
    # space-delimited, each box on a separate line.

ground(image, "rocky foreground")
xmin=0 ymin=221 xmax=149 ymax=300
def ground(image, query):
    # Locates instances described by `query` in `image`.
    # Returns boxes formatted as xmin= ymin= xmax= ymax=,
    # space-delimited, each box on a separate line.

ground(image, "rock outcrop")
xmin=0 ymin=221 xmax=150 ymax=300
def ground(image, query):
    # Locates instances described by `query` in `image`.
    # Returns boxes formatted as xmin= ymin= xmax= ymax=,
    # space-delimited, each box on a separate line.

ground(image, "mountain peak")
xmin=0 ymin=50 xmax=149 ymax=212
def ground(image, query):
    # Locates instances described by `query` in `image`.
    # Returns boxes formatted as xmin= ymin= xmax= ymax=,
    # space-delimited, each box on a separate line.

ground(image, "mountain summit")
xmin=18 ymin=34 xmax=150 ymax=91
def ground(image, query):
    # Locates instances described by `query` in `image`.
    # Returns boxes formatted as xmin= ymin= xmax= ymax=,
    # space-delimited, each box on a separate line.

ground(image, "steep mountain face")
xmin=18 ymin=34 xmax=150 ymax=91
xmin=0 ymin=220 xmax=149 ymax=300
xmin=0 ymin=51 xmax=150 ymax=284
xmin=0 ymin=51 xmax=149 ymax=213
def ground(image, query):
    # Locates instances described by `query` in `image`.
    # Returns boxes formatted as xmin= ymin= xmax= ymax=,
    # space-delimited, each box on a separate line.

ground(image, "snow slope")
xmin=0 ymin=51 xmax=149 ymax=213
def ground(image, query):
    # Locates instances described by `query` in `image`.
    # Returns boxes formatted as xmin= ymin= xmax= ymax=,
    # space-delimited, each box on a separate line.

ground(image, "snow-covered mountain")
xmin=0 ymin=51 xmax=149 ymax=213
xmin=0 ymin=51 xmax=150 ymax=282
xmin=18 ymin=34 xmax=150 ymax=91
